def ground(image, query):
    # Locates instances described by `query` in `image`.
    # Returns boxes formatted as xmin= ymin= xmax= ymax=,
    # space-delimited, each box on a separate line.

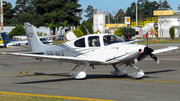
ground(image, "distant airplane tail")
xmin=66 ymin=30 xmax=77 ymax=41
xmin=1 ymin=32 xmax=13 ymax=46
xmin=24 ymin=23 xmax=52 ymax=52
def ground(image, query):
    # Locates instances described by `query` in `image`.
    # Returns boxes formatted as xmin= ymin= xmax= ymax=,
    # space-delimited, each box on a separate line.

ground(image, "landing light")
xmin=139 ymin=49 xmax=142 ymax=53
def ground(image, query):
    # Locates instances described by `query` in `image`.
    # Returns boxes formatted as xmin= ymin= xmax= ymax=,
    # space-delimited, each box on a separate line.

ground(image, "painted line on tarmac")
xmin=21 ymin=66 xmax=64 ymax=74
xmin=99 ymin=78 xmax=180 ymax=84
xmin=21 ymin=70 xmax=28 ymax=74
xmin=33 ymin=68 xmax=43 ymax=70
xmin=144 ymin=59 xmax=180 ymax=60
xmin=0 ymin=91 xmax=115 ymax=101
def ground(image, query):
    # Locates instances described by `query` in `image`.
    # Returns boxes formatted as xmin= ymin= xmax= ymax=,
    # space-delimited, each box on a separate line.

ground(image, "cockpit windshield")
xmin=103 ymin=35 xmax=125 ymax=46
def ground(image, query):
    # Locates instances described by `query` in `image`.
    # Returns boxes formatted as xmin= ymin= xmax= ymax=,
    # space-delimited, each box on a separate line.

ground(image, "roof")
xmin=153 ymin=10 xmax=180 ymax=16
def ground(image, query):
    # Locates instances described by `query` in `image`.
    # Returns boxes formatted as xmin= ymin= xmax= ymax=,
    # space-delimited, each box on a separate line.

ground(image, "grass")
xmin=138 ymin=38 xmax=180 ymax=44
xmin=0 ymin=93 xmax=87 ymax=101
xmin=52 ymin=41 xmax=65 ymax=45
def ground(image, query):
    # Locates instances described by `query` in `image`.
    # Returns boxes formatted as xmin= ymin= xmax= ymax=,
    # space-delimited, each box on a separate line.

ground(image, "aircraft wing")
xmin=125 ymin=39 xmax=144 ymax=44
xmin=1 ymin=52 xmax=105 ymax=64
xmin=152 ymin=46 xmax=179 ymax=54
xmin=38 ymin=35 xmax=58 ymax=38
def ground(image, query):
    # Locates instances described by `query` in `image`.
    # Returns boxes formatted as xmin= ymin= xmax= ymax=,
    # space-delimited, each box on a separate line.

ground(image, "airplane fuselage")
xmin=6 ymin=40 xmax=28 ymax=47
xmin=42 ymin=34 xmax=146 ymax=65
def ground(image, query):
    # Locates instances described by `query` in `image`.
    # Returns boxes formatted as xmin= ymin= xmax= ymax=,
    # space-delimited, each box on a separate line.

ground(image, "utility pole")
xmin=1 ymin=0 xmax=3 ymax=32
xmin=136 ymin=2 xmax=138 ymax=26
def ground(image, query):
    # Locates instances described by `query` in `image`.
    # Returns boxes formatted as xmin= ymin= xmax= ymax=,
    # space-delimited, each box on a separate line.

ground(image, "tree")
xmin=137 ymin=0 xmax=159 ymax=20
xmin=79 ymin=20 xmax=93 ymax=35
xmin=158 ymin=0 xmax=172 ymax=10
xmin=178 ymin=4 xmax=180 ymax=10
xmin=14 ymin=0 xmax=35 ymax=25
xmin=45 ymin=21 xmax=57 ymax=35
xmin=8 ymin=25 xmax=26 ymax=38
xmin=122 ymin=27 xmax=136 ymax=39
xmin=125 ymin=2 xmax=136 ymax=21
xmin=3 ymin=1 xmax=15 ymax=26
xmin=84 ymin=5 xmax=94 ymax=23
xmin=34 ymin=0 xmax=82 ymax=35
xmin=169 ymin=27 xmax=175 ymax=40
xmin=125 ymin=0 xmax=171 ymax=22
xmin=115 ymin=9 xmax=125 ymax=23
xmin=106 ymin=12 xmax=115 ymax=24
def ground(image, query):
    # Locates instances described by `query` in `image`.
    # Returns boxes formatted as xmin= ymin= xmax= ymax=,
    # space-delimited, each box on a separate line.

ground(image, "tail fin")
xmin=66 ymin=31 xmax=77 ymax=41
xmin=24 ymin=23 xmax=52 ymax=52
xmin=1 ymin=32 xmax=13 ymax=46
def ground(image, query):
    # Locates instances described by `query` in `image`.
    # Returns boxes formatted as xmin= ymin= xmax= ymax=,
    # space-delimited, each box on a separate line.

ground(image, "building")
xmin=93 ymin=10 xmax=106 ymax=33
xmin=153 ymin=10 xmax=180 ymax=38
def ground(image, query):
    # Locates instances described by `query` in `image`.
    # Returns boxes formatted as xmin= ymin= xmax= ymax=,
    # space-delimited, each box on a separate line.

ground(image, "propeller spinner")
xmin=136 ymin=47 xmax=159 ymax=64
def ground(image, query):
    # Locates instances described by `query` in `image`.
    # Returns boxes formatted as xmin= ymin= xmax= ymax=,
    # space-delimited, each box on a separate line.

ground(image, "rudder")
xmin=1 ymin=32 xmax=13 ymax=46
xmin=24 ymin=23 xmax=50 ymax=52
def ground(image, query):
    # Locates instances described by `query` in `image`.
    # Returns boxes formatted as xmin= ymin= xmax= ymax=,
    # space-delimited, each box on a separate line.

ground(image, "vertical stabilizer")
xmin=1 ymin=32 xmax=12 ymax=46
xmin=66 ymin=31 xmax=77 ymax=41
xmin=24 ymin=23 xmax=51 ymax=52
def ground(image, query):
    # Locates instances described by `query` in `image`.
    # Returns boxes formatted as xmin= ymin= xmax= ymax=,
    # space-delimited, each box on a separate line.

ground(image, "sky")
xmin=3 ymin=0 xmax=180 ymax=21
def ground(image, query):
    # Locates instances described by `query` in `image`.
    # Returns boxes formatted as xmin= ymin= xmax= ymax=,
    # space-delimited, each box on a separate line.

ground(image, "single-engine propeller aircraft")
xmin=0 ymin=32 xmax=56 ymax=47
xmin=1 ymin=23 xmax=179 ymax=79
xmin=0 ymin=32 xmax=28 ymax=47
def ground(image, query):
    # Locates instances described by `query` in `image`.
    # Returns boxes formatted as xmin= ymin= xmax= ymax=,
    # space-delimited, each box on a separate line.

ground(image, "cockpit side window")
xmin=103 ymin=35 xmax=124 ymax=46
xmin=74 ymin=38 xmax=85 ymax=47
xmin=88 ymin=36 xmax=100 ymax=47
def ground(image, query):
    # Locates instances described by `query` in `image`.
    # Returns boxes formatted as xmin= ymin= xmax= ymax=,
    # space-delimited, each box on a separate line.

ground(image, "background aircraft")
xmin=13 ymin=35 xmax=56 ymax=45
xmin=2 ymin=23 xmax=178 ymax=79
xmin=0 ymin=32 xmax=28 ymax=47
xmin=0 ymin=32 xmax=57 ymax=47
xmin=0 ymin=37 xmax=3 ymax=44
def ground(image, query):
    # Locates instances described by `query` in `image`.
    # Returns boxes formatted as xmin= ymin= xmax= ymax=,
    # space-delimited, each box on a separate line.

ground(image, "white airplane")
xmin=0 ymin=32 xmax=28 ymax=47
xmin=0 ymin=32 xmax=56 ymax=47
xmin=1 ymin=23 xmax=179 ymax=79
xmin=13 ymin=35 xmax=56 ymax=45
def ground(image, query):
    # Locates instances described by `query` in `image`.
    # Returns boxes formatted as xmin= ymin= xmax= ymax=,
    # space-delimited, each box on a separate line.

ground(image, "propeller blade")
xmin=149 ymin=53 xmax=160 ymax=64
xmin=134 ymin=47 xmax=160 ymax=64
xmin=137 ymin=53 xmax=148 ymax=62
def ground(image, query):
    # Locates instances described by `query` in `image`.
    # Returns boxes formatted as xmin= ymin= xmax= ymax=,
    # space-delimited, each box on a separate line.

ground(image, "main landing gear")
xmin=111 ymin=64 xmax=145 ymax=78
xmin=70 ymin=63 xmax=144 ymax=79
xmin=70 ymin=63 xmax=89 ymax=79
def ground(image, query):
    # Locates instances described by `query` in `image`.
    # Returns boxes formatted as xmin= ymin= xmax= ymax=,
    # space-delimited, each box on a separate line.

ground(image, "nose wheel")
xmin=128 ymin=65 xmax=145 ymax=78
xmin=128 ymin=70 xmax=144 ymax=78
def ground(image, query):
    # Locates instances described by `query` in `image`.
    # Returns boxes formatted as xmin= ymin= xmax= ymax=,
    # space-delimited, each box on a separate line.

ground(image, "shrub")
xmin=122 ymin=27 xmax=136 ymax=39
xmin=114 ymin=27 xmax=123 ymax=36
xmin=8 ymin=25 xmax=26 ymax=38
xmin=79 ymin=20 xmax=94 ymax=35
xmin=94 ymin=30 xmax=101 ymax=34
xmin=72 ymin=28 xmax=84 ymax=37
xmin=169 ymin=27 xmax=175 ymax=40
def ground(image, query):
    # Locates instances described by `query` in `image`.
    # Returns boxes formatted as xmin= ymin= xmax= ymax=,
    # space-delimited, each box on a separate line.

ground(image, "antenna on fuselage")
xmin=83 ymin=25 xmax=90 ymax=35
xmin=146 ymin=32 xmax=149 ymax=47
